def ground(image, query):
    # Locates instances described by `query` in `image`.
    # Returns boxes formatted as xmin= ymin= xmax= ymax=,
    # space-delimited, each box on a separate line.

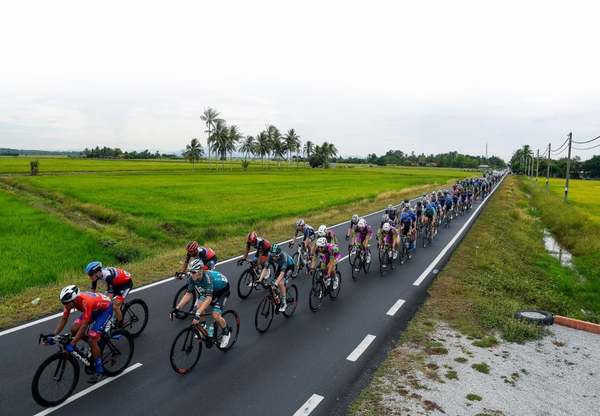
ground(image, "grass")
xmin=350 ymin=175 xmax=600 ymax=415
xmin=473 ymin=336 xmax=498 ymax=348
xmin=466 ymin=393 xmax=482 ymax=401
xmin=0 ymin=165 xmax=472 ymax=329
xmin=471 ymin=362 xmax=490 ymax=374
xmin=0 ymin=188 xmax=119 ymax=296
xmin=445 ymin=370 xmax=458 ymax=380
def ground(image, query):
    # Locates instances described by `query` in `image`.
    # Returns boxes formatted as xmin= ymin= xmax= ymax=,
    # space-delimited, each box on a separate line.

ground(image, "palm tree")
xmin=200 ymin=107 xmax=221 ymax=160
xmin=284 ymin=129 xmax=301 ymax=163
xmin=303 ymin=140 xmax=314 ymax=166
xmin=226 ymin=125 xmax=243 ymax=159
xmin=256 ymin=131 xmax=270 ymax=165
xmin=239 ymin=136 xmax=256 ymax=160
xmin=184 ymin=138 xmax=204 ymax=170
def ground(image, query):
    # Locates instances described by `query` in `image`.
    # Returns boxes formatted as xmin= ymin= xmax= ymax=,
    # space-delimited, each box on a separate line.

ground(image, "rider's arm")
xmin=71 ymin=321 xmax=89 ymax=346
xmin=90 ymin=278 xmax=98 ymax=292
xmin=53 ymin=314 xmax=69 ymax=335
xmin=181 ymin=253 xmax=192 ymax=273
xmin=194 ymin=296 xmax=212 ymax=318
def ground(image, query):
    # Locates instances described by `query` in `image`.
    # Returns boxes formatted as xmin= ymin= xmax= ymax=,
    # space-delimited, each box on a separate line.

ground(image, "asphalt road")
xmin=0 ymin=175 xmax=505 ymax=416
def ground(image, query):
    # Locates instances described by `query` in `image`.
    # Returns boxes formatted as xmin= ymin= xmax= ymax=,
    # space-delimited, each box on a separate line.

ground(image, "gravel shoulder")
xmin=362 ymin=322 xmax=599 ymax=416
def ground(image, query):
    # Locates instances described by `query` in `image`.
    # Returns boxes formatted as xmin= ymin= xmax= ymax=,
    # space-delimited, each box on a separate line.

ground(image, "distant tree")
xmin=584 ymin=155 xmax=600 ymax=178
xmin=201 ymin=107 xmax=221 ymax=160
xmin=284 ymin=129 xmax=301 ymax=163
xmin=256 ymin=130 xmax=270 ymax=165
xmin=184 ymin=138 xmax=204 ymax=170
xmin=239 ymin=136 xmax=256 ymax=160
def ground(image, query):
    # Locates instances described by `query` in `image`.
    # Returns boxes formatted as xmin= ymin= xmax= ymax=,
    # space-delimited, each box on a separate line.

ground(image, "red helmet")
xmin=247 ymin=231 xmax=257 ymax=245
xmin=186 ymin=241 xmax=199 ymax=255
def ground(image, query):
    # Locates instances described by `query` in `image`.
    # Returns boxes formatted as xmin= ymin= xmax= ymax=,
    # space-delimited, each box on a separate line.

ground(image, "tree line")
xmin=183 ymin=107 xmax=337 ymax=168
xmin=337 ymin=149 xmax=506 ymax=169
xmin=511 ymin=145 xmax=600 ymax=178
xmin=82 ymin=147 xmax=179 ymax=159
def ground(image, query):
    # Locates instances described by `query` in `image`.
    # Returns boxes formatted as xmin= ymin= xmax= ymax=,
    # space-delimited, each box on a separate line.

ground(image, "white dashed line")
xmin=292 ymin=394 xmax=325 ymax=416
xmin=386 ymin=299 xmax=406 ymax=316
xmin=346 ymin=334 xmax=377 ymax=362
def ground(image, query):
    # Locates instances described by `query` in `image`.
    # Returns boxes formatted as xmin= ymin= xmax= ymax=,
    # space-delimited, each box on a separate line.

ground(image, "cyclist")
xmin=423 ymin=198 xmax=437 ymax=237
xmin=352 ymin=218 xmax=373 ymax=264
xmin=443 ymin=191 xmax=454 ymax=219
xmin=318 ymin=224 xmax=338 ymax=244
xmin=377 ymin=222 xmax=399 ymax=259
xmin=86 ymin=261 xmax=132 ymax=328
xmin=239 ymin=231 xmax=272 ymax=268
xmin=262 ymin=244 xmax=295 ymax=312
xmin=346 ymin=214 xmax=359 ymax=241
xmin=314 ymin=237 xmax=340 ymax=290
xmin=49 ymin=285 xmax=112 ymax=383
xmin=385 ymin=204 xmax=399 ymax=226
xmin=182 ymin=241 xmax=218 ymax=272
xmin=399 ymin=207 xmax=415 ymax=255
xmin=171 ymin=259 xmax=231 ymax=348
xmin=290 ymin=219 xmax=315 ymax=260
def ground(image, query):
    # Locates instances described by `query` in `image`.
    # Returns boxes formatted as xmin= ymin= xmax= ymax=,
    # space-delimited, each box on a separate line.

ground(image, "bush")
xmin=30 ymin=160 xmax=39 ymax=176
xmin=241 ymin=160 xmax=250 ymax=171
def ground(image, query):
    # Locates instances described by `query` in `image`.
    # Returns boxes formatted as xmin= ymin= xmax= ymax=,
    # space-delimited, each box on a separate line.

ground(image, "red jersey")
xmin=63 ymin=292 xmax=112 ymax=323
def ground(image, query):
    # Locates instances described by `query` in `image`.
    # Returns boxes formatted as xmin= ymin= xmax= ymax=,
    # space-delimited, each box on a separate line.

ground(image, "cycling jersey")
xmin=302 ymin=225 xmax=316 ymax=241
xmin=64 ymin=292 xmax=112 ymax=324
xmin=400 ymin=212 xmax=413 ymax=226
xmin=247 ymin=237 xmax=272 ymax=254
xmin=385 ymin=208 xmax=398 ymax=221
xmin=325 ymin=230 xmax=337 ymax=244
xmin=380 ymin=228 xmax=396 ymax=244
xmin=318 ymin=243 xmax=341 ymax=263
xmin=354 ymin=225 xmax=373 ymax=242
xmin=91 ymin=267 xmax=132 ymax=292
xmin=187 ymin=270 xmax=229 ymax=299
xmin=424 ymin=203 xmax=436 ymax=217
xmin=269 ymin=252 xmax=295 ymax=277
xmin=444 ymin=196 xmax=453 ymax=207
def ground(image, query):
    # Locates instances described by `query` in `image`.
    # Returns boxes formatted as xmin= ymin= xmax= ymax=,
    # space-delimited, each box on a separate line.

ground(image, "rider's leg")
xmin=212 ymin=310 xmax=226 ymax=329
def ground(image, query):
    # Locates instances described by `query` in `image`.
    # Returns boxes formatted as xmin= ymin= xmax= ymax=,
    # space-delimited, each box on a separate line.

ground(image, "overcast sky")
xmin=1 ymin=1 xmax=600 ymax=160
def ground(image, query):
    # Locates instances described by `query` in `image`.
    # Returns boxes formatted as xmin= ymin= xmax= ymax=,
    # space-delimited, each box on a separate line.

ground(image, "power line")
xmin=572 ymin=134 xmax=600 ymax=145
xmin=572 ymin=142 xmax=600 ymax=151
xmin=551 ymin=136 xmax=569 ymax=154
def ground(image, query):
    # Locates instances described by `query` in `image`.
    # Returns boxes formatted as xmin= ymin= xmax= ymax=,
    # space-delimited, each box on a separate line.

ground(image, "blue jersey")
xmin=425 ymin=203 xmax=436 ymax=216
xmin=303 ymin=225 xmax=315 ymax=240
xmin=400 ymin=212 xmax=413 ymax=225
xmin=187 ymin=270 xmax=228 ymax=299
xmin=445 ymin=196 xmax=453 ymax=206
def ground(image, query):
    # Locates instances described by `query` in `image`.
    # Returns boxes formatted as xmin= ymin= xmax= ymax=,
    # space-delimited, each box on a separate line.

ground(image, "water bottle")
xmin=207 ymin=325 xmax=214 ymax=338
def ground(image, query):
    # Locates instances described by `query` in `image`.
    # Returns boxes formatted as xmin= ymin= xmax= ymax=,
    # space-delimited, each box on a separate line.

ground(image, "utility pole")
xmin=545 ymin=142 xmax=551 ymax=192
xmin=535 ymin=149 xmax=539 ymax=180
xmin=564 ymin=132 xmax=572 ymax=202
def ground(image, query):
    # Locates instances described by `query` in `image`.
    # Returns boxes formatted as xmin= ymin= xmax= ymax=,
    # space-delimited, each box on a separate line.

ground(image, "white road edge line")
xmin=33 ymin=362 xmax=143 ymax=416
xmin=292 ymin=394 xmax=325 ymax=416
xmin=347 ymin=334 xmax=377 ymax=362
xmin=0 ymin=181 xmax=456 ymax=337
xmin=412 ymin=175 xmax=506 ymax=287
xmin=386 ymin=299 xmax=406 ymax=316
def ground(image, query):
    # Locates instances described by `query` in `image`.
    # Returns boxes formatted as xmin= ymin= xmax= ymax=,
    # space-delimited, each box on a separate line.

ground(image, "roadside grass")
xmin=0 ymin=177 xmax=461 ymax=329
xmin=350 ymin=175 xmax=595 ymax=415
xmin=0 ymin=189 xmax=119 ymax=296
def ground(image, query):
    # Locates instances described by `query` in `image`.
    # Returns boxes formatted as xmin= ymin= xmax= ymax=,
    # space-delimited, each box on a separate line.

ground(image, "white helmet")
xmin=315 ymin=230 xmax=326 ymax=238
xmin=357 ymin=219 xmax=366 ymax=229
xmin=316 ymin=237 xmax=327 ymax=248
xmin=296 ymin=219 xmax=305 ymax=227
xmin=318 ymin=224 xmax=327 ymax=234
xmin=351 ymin=214 xmax=359 ymax=223
xmin=382 ymin=222 xmax=391 ymax=232
xmin=60 ymin=285 xmax=80 ymax=304
xmin=189 ymin=258 xmax=204 ymax=272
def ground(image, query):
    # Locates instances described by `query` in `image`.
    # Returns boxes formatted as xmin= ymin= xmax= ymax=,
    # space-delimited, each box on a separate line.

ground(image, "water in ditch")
xmin=543 ymin=229 xmax=573 ymax=268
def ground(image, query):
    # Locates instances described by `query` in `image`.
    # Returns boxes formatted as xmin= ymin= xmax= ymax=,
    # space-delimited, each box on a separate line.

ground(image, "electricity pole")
xmin=564 ymin=132 xmax=572 ymax=202
xmin=545 ymin=142 xmax=551 ymax=193
xmin=535 ymin=149 xmax=539 ymax=180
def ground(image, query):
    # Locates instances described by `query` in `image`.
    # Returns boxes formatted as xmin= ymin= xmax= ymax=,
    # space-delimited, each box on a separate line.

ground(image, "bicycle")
xmin=378 ymin=241 xmax=395 ymax=276
xmin=399 ymin=233 xmax=412 ymax=264
xmin=169 ymin=309 xmax=240 ymax=375
xmin=118 ymin=297 xmax=148 ymax=337
xmin=422 ymin=220 xmax=434 ymax=248
xmin=32 ymin=329 xmax=134 ymax=407
xmin=309 ymin=258 xmax=342 ymax=312
xmin=255 ymin=276 xmax=298 ymax=333
xmin=290 ymin=241 xmax=311 ymax=278
xmin=236 ymin=259 xmax=274 ymax=299
xmin=348 ymin=243 xmax=372 ymax=281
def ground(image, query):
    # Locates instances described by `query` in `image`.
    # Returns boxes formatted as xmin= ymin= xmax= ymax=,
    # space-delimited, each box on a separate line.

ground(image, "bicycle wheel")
xmin=172 ymin=285 xmax=196 ymax=319
xmin=309 ymin=272 xmax=324 ymax=312
xmin=216 ymin=309 xmax=240 ymax=351
xmin=237 ymin=269 xmax=254 ymax=299
xmin=121 ymin=298 xmax=148 ymax=337
xmin=291 ymin=252 xmax=301 ymax=278
xmin=329 ymin=272 xmax=342 ymax=300
xmin=283 ymin=284 xmax=298 ymax=317
xmin=255 ymin=295 xmax=275 ymax=333
xmin=32 ymin=352 xmax=80 ymax=407
xmin=363 ymin=249 xmax=372 ymax=273
xmin=100 ymin=330 xmax=134 ymax=376
xmin=379 ymin=249 xmax=388 ymax=276
xmin=350 ymin=249 xmax=361 ymax=281
xmin=170 ymin=326 xmax=202 ymax=374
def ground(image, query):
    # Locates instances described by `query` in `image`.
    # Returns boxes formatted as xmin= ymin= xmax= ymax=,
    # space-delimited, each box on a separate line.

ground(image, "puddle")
xmin=543 ymin=229 xmax=573 ymax=268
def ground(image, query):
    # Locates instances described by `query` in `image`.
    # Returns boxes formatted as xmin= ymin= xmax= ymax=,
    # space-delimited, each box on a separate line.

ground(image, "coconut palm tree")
xmin=200 ymin=107 xmax=221 ymax=160
xmin=303 ymin=140 xmax=314 ymax=166
xmin=256 ymin=131 xmax=270 ymax=165
xmin=226 ymin=125 xmax=243 ymax=159
xmin=208 ymin=119 xmax=229 ymax=166
xmin=184 ymin=138 xmax=204 ymax=170
xmin=239 ymin=136 xmax=256 ymax=160
xmin=284 ymin=129 xmax=301 ymax=163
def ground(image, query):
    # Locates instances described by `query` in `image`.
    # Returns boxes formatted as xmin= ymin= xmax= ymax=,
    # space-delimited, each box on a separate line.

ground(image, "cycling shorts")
xmin=109 ymin=280 xmax=133 ymax=303
xmin=195 ymin=283 xmax=230 ymax=315
xmin=204 ymin=257 xmax=218 ymax=270
xmin=74 ymin=307 xmax=113 ymax=341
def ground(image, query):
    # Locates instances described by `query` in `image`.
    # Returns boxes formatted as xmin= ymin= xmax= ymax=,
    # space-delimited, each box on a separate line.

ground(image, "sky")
xmin=1 ymin=0 xmax=600 ymax=161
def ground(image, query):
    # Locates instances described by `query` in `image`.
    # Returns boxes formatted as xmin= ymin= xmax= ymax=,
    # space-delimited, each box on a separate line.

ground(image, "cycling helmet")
xmin=357 ymin=219 xmax=366 ymax=229
xmin=404 ymin=199 xmax=409 ymax=204
xmin=316 ymin=237 xmax=327 ymax=248
xmin=85 ymin=261 xmax=102 ymax=275
xmin=296 ymin=219 xmax=305 ymax=227
xmin=186 ymin=241 xmax=199 ymax=255
xmin=247 ymin=231 xmax=257 ymax=244
xmin=387 ymin=204 xmax=393 ymax=210
xmin=60 ymin=285 xmax=80 ymax=303
xmin=318 ymin=224 xmax=327 ymax=234
xmin=315 ymin=230 xmax=326 ymax=238
xmin=189 ymin=258 xmax=204 ymax=272
xmin=351 ymin=214 xmax=359 ymax=223
xmin=270 ymin=244 xmax=282 ymax=256
xmin=382 ymin=222 xmax=391 ymax=232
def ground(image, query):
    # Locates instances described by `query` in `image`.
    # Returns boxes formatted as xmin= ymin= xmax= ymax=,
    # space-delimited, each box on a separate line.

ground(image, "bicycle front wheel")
xmin=172 ymin=285 xmax=196 ymax=319
xmin=32 ymin=352 xmax=80 ymax=407
xmin=329 ymin=272 xmax=342 ymax=300
xmin=283 ymin=284 xmax=299 ymax=317
xmin=363 ymin=249 xmax=372 ymax=273
xmin=255 ymin=296 xmax=275 ymax=333
xmin=216 ymin=309 xmax=240 ymax=351
xmin=309 ymin=272 xmax=324 ymax=312
xmin=122 ymin=298 xmax=148 ymax=337
xmin=170 ymin=327 xmax=202 ymax=374
xmin=237 ymin=269 xmax=254 ymax=299
xmin=100 ymin=330 xmax=134 ymax=376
